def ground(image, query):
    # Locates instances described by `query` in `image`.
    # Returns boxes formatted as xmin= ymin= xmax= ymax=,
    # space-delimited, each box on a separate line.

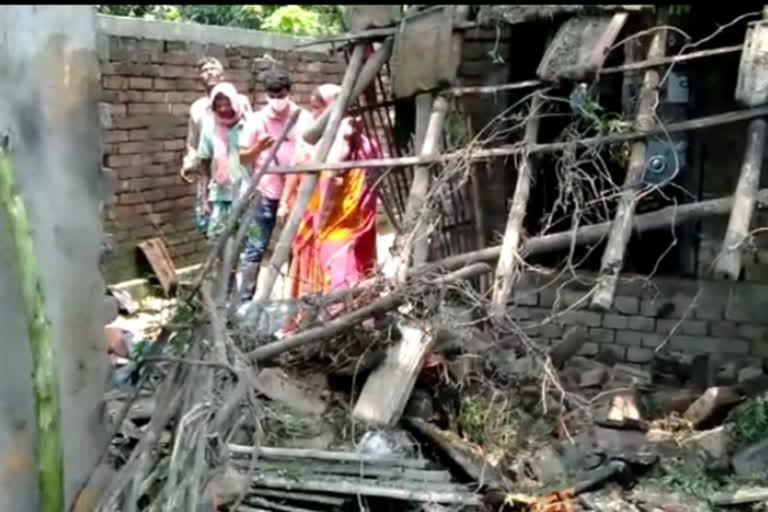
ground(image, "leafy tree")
xmin=96 ymin=4 xmax=346 ymax=36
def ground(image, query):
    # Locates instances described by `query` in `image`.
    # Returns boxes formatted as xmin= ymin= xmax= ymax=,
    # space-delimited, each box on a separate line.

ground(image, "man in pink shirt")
xmin=238 ymin=68 xmax=314 ymax=301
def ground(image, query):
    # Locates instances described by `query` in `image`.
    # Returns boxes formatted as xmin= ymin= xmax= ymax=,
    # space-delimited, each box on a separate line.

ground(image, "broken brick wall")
xmin=97 ymin=15 xmax=345 ymax=282
xmin=511 ymin=272 xmax=768 ymax=366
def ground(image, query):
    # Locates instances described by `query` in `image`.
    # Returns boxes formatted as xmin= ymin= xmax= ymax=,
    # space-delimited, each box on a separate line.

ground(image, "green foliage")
xmin=96 ymin=4 xmax=346 ymax=36
xmin=729 ymin=394 xmax=768 ymax=447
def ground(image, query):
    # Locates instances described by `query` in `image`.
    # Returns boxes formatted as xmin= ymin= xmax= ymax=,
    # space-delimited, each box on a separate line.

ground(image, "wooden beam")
xmin=491 ymin=91 xmax=543 ymax=317
xmin=266 ymin=104 xmax=768 ymax=176
xmin=591 ymin=16 xmax=668 ymax=311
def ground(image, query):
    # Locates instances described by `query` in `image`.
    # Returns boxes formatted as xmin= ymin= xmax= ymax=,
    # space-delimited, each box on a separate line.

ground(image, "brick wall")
xmin=510 ymin=272 xmax=768 ymax=366
xmin=97 ymin=15 xmax=345 ymax=282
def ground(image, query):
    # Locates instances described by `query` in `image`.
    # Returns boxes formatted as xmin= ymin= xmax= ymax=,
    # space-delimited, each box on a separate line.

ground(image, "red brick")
xmin=157 ymin=65 xmax=186 ymax=78
xmin=113 ymin=204 xmax=145 ymax=219
xmin=102 ymin=143 xmax=119 ymax=155
xmin=170 ymin=103 xmax=189 ymax=116
xmin=112 ymin=116 xmax=150 ymax=129
xmin=176 ymin=78 xmax=203 ymax=91
xmin=163 ymin=139 xmax=185 ymax=151
xmin=165 ymin=184 xmax=193 ymax=199
xmin=152 ymin=103 xmax=172 ymax=115
xmin=152 ymin=151 xmax=179 ymax=164
xmin=103 ymin=76 xmax=126 ymax=89
xmin=127 ymin=103 xmax=152 ymax=115
xmin=116 ymin=91 xmax=144 ymax=103
xmin=127 ymin=129 xmax=149 ymax=141
xmin=128 ymin=77 xmax=153 ymax=90
xmin=104 ymin=130 xmax=129 ymax=143
xmin=141 ymin=165 xmax=168 ymax=177
xmin=117 ymin=141 xmax=163 ymax=154
xmin=117 ymin=192 xmax=144 ymax=205
xmin=101 ymin=90 xmax=119 ymax=103
xmin=143 ymin=91 xmax=167 ymax=103
xmin=154 ymin=78 xmax=175 ymax=90
xmin=163 ymin=52 xmax=197 ymax=66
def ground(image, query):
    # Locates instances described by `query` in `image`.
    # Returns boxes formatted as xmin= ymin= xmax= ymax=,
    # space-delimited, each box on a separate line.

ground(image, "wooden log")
xmin=248 ymin=189 xmax=768 ymax=341
xmin=710 ymin=487 xmax=768 ymax=506
xmin=236 ymin=460 xmax=453 ymax=483
xmin=227 ymin=444 xmax=429 ymax=468
xmin=244 ymin=495 xmax=322 ymax=512
xmin=302 ymin=38 xmax=394 ymax=146
xmin=491 ymin=92 xmax=543 ymax=315
xmin=248 ymin=489 xmax=345 ymax=507
xmin=352 ymin=322 xmax=435 ymax=426
xmin=715 ymin=118 xmax=766 ymax=279
xmin=683 ymin=386 xmax=743 ymax=428
xmin=247 ymin=475 xmax=481 ymax=505
xmin=591 ymin=17 xmax=668 ymax=311
xmin=406 ymin=418 xmax=512 ymax=489
xmin=266 ymin=105 xmax=768 ymax=176
xmin=252 ymin=42 xmax=366 ymax=304
xmin=395 ymin=95 xmax=449 ymax=281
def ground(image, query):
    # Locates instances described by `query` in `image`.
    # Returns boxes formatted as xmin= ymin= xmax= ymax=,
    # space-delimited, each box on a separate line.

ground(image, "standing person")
xmin=180 ymin=57 xmax=252 ymax=235
xmin=197 ymin=82 xmax=262 ymax=239
xmin=283 ymin=83 xmax=381 ymax=328
xmin=237 ymin=68 xmax=314 ymax=302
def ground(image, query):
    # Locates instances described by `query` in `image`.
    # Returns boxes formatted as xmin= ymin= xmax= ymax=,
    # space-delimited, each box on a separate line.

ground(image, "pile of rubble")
xmin=99 ymin=288 xmax=768 ymax=512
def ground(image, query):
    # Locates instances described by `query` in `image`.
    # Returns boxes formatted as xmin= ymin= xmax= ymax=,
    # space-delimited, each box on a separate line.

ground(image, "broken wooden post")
xmin=491 ymin=91 xmax=543 ymax=316
xmin=353 ymin=322 xmax=435 ymax=426
xmin=252 ymin=42 xmax=367 ymax=303
xmin=0 ymin=5 xmax=109 ymax=510
xmin=591 ymin=16 xmax=668 ymax=311
xmin=395 ymin=94 xmax=449 ymax=282
xmin=715 ymin=8 xmax=768 ymax=280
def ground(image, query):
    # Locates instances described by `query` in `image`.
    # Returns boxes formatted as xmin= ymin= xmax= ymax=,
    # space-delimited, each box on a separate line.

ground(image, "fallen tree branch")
xmin=228 ymin=444 xmax=429 ymax=468
xmin=265 ymin=104 xmax=768 ymax=175
xmin=248 ymin=263 xmax=491 ymax=362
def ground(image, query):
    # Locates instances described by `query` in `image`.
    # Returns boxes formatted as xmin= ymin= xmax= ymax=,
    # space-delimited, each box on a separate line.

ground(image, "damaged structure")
xmin=8 ymin=3 xmax=768 ymax=512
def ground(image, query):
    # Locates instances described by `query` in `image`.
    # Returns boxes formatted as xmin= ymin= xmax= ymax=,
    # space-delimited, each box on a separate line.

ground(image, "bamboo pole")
xmin=591 ymin=17 xmax=668 ymax=311
xmin=491 ymin=91 xmax=543 ymax=316
xmin=715 ymin=119 xmax=767 ymax=279
xmin=395 ymin=95 xmax=449 ymax=281
xmin=264 ymin=104 xmax=768 ymax=176
xmin=714 ymin=7 xmax=768 ymax=280
xmin=0 ymin=144 xmax=64 ymax=511
xmin=252 ymin=43 xmax=367 ymax=304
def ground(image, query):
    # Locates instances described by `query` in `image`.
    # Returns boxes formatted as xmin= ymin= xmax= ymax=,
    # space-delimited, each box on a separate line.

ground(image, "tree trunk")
xmin=0 ymin=6 xmax=109 ymax=510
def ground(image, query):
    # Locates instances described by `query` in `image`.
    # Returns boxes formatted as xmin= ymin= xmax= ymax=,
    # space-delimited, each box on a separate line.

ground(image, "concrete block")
xmin=709 ymin=321 xmax=740 ymax=338
xmin=561 ymin=310 xmax=602 ymax=328
xmin=589 ymin=328 xmax=615 ymax=343
xmin=613 ymin=296 xmax=639 ymax=315
xmin=627 ymin=316 xmax=655 ymax=332
xmin=737 ymin=324 xmax=766 ymax=342
xmin=656 ymin=319 xmax=708 ymax=336
xmin=615 ymin=330 xmax=645 ymax=347
xmin=603 ymin=314 xmax=629 ymax=330
xmin=626 ymin=347 xmax=654 ymax=364
xmin=669 ymin=335 xmax=749 ymax=355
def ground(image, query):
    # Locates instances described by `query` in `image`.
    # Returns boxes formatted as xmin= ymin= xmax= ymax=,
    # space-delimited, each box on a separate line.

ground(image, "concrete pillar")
xmin=0 ymin=5 xmax=110 ymax=509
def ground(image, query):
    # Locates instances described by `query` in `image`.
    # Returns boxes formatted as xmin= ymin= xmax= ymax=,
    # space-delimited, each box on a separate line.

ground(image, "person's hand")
xmin=253 ymin=134 xmax=275 ymax=154
xmin=180 ymin=166 xmax=196 ymax=184
xmin=202 ymin=199 xmax=211 ymax=216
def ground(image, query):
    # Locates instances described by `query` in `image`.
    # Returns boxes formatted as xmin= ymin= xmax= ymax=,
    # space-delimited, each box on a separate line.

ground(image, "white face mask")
xmin=268 ymin=97 xmax=289 ymax=113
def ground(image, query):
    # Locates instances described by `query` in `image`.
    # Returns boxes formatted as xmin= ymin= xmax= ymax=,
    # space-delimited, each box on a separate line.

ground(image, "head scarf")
xmin=210 ymin=82 xmax=244 ymax=185
xmin=312 ymin=83 xmax=380 ymax=163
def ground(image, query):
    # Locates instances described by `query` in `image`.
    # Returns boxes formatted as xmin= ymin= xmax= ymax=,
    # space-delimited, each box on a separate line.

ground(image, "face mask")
xmin=268 ymin=97 xmax=289 ymax=113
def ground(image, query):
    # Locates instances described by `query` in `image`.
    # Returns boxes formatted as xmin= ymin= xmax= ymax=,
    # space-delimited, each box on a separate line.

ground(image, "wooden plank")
xmin=352 ymin=323 xmax=435 ymax=427
xmin=249 ymin=475 xmax=481 ymax=505
xmin=137 ymin=237 xmax=178 ymax=295
xmin=591 ymin=15 xmax=668 ymax=311
xmin=227 ymin=444 xmax=430 ymax=469
xmin=491 ymin=92 xmax=543 ymax=315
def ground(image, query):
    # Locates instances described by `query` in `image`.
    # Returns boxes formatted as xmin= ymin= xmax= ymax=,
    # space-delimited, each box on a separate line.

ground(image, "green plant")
xmin=458 ymin=391 xmax=524 ymax=451
xmin=573 ymin=91 xmax=632 ymax=166
xmin=729 ymin=395 xmax=768 ymax=447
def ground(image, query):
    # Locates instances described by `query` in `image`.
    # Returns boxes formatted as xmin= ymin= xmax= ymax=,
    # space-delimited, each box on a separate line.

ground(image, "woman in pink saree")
xmin=281 ymin=84 xmax=380 ymax=325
